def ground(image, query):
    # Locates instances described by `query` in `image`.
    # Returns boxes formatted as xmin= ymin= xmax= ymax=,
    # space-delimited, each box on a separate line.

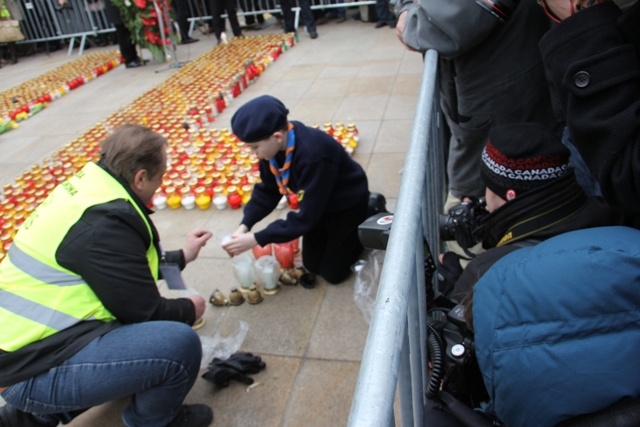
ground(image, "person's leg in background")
xmin=172 ymin=0 xmax=199 ymax=44
xmin=279 ymin=0 xmax=296 ymax=33
xmin=374 ymin=0 xmax=396 ymax=28
xmin=104 ymin=0 xmax=144 ymax=68
xmin=0 ymin=322 xmax=210 ymax=427
xmin=115 ymin=24 xmax=143 ymax=67
xmin=209 ymin=0 xmax=225 ymax=42
xmin=241 ymin=0 xmax=265 ymax=28
xmin=297 ymin=0 xmax=317 ymax=38
xmin=222 ymin=0 xmax=243 ymax=37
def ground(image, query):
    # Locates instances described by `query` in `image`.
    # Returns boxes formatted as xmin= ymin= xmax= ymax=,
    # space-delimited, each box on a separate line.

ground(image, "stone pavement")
xmin=0 ymin=15 xmax=422 ymax=426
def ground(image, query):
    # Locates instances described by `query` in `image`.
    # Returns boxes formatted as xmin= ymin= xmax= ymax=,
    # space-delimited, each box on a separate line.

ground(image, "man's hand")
xmin=395 ymin=11 xmax=408 ymax=44
xmin=395 ymin=11 xmax=421 ymax=52
xmin=221 ymin=230 xmax=258 ymax=257
xmin=187 ymin=294 xmax=206 ymax=321
xmin=182 ymin=227 xmax=213 ymax=264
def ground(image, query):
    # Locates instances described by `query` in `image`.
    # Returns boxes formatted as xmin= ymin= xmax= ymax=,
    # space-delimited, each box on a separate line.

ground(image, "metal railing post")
xmin=347 ymin=49 xmax=440 ymax=427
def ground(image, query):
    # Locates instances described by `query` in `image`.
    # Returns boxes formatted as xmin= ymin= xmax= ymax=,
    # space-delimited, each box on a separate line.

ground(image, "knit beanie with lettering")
xmin=480 ymin=123 xmax=571 ymax=201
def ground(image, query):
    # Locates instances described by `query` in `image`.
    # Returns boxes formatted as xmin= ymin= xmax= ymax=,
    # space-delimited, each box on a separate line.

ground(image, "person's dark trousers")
xmin=375 ymin=0 xmax=395 ymax=24
xmin=171 ymin=0 xmax=192 ymax=40
xmin=302 ymin=196 xmax=368 ymax=284
xmin=210 ymin=0 xmax=243 ymax=38
xmin=104 ymin=0 xmax=139 ymax=63
xmin=279 ymin=0 xmax=296 ymax=32
xmin=279 ymin=0 xmax=316 ymax=34
xmin=1 ymin=322 xmax=202 ymax=426
xmin=114 ymin=24 xmax=138 ymax=63
xmin=243 ymin=0 xmax=265 ymax=25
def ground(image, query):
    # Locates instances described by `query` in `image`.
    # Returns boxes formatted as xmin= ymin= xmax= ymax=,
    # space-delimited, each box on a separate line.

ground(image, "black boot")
xmin=166 ymin=404 xmax=213 ymax=427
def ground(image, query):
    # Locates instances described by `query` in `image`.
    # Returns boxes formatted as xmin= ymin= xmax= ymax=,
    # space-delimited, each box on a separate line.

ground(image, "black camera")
xmin=439 ymin=197 xmax=487 ymax=254
xmin=427 ymin=296 xmax=489 ymax=411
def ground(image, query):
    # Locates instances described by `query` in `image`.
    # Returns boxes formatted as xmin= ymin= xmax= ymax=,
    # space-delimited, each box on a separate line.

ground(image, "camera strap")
xmin=496 ymin=190 xmax=588 ymax=247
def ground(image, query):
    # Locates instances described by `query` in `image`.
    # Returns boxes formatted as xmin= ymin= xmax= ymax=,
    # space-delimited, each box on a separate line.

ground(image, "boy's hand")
xmin=222 ymin=232 xmax=258 ymax=257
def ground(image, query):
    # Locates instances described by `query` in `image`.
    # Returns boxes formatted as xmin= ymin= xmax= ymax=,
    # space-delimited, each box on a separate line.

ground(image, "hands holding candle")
xmin=221 ymin=224 xmax=258 ymax=257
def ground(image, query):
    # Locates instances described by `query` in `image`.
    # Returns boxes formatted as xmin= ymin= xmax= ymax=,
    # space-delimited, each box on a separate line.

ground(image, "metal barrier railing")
xmin=187 ymin=0 xmax=376 ymax=35
xmin=6 ymin=0 xmax=115 ymax=55
xmin=348 ymin=49 xmax=445 ymax=426
xmin=3 ymin=0 xmax=373 ymax=55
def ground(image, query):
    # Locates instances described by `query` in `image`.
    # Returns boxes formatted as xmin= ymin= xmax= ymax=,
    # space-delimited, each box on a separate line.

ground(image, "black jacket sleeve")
xmin=57 ymin=200 xmax=196 ymax=325
xmin=539 ymin=2 xmax=640 ymax=215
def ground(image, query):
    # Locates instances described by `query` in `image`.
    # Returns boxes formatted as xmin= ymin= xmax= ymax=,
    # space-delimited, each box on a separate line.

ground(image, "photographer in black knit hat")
xmin=425 ymin=123 xmax=623 ymax=426
xmin=442 ymin=122 xmax=622 ymax=303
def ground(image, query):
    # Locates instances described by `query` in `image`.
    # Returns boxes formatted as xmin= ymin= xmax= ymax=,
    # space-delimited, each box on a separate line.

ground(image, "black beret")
xmin=480 ymin=123 xmax=570 ymax=199
xmin=231 ymin=95 xmax=289 ymax=143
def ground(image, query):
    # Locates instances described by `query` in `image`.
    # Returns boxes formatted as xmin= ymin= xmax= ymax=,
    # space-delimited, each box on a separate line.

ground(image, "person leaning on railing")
xmin=394 ymin=0 xmax=560 ymax=218
xmin=433 ymin=123 xmax=625 ymax=426
xmin=445 ymin=123 xmax=621 ymax=307
xmin=537 ymin=0 xmax=640 ymax=220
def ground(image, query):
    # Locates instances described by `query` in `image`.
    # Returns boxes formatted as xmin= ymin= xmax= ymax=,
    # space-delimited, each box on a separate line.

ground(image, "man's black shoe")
xmin=167 ymin=404 xmax=213 ymax=427
xmin=179 ymin=37 xmax=199 ymax=45
xmin=374 ymin=21 xmax=387 ymax=28
xmin=125 ymin=58 xmax=147 ymax=69
xmin=0 ymin=404 xmax=56 ymax=427
xmin=309 ymin=31 xmax=318 ymax=39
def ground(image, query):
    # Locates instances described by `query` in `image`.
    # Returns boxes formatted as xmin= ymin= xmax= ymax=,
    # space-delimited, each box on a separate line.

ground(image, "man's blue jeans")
xmin=1 ymin=321 xmax=202 ymax=427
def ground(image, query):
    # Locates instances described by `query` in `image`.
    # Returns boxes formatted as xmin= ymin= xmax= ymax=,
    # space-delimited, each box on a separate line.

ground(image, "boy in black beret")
xmin=221 ymin=95 xmax=370 ymax=285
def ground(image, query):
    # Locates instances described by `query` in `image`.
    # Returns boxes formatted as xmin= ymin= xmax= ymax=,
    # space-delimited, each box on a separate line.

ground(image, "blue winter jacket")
xmin=473 ymin=226 xmax=640 ymax=427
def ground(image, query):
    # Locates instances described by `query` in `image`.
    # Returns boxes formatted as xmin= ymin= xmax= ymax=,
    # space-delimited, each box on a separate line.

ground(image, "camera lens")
xmin=439 ymin=213 xmax=456 ymax=242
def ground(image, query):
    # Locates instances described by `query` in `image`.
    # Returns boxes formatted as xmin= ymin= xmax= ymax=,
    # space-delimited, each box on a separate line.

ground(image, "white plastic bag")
xmin=353 ymin=250 xmax=385 ymax=324
xmin=200 ymin=320 xmax=249 ymax=368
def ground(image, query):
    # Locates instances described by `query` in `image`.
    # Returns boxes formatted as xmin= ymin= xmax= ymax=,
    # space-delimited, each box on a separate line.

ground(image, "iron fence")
xmin=348 ymin=49 xmax=446 ymax=427
xmin=2 ymin=0 xmax=375 ymax=55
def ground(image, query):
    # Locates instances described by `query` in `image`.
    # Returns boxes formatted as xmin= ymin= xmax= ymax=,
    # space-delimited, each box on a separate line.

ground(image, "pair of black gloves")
xmin=202 ymin=352 xmax=266 ymax=388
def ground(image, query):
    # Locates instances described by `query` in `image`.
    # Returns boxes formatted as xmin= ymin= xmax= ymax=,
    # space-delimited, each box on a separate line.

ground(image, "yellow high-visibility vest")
xmin=0 ymin=163 xmax=159 ymax=352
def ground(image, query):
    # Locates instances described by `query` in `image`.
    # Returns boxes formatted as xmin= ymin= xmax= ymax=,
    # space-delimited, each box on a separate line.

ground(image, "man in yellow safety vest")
xmin=0 ymin=124 xmax=214 ymax=427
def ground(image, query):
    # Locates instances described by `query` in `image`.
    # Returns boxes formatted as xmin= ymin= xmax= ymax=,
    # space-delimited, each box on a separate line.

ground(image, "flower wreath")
xmin=110 ymin=0 xmax=177 ymax=61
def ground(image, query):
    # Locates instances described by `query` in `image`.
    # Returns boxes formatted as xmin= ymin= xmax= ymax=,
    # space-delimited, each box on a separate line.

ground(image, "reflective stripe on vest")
xmin=8 ymin=244 xmax=85 ymax=286
xmin=0 ymin=162 xmax=159 ymax=352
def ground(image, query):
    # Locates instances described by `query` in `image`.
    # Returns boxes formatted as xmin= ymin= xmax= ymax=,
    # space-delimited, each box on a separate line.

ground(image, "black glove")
xmin=201 ymin=352 xmax=266 ymax=389
xmin=225 ymin=352 xmax=267 ymax=375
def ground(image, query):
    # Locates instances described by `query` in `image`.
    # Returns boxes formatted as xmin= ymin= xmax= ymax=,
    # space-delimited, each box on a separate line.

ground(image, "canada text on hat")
xmin=480 ymin=123 xmax=570 ymax=200
xmin=231 ymin=95 xmax=289 ymax=143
